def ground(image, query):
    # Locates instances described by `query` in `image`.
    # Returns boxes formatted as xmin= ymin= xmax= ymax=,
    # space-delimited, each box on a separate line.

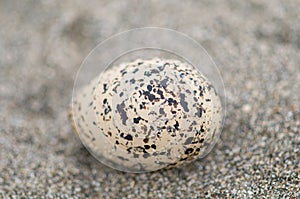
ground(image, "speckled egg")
xmin=71 ymin=58 xmax=222 ymax=172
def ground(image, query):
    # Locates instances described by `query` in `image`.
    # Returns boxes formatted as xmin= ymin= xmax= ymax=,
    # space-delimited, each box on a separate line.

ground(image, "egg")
xmin=71 ymin=58 xmax=222 ymax=172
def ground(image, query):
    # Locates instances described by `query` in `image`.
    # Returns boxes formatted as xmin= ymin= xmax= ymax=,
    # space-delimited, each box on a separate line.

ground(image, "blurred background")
xmin=0 ymin=0 xmax=299 ymax=198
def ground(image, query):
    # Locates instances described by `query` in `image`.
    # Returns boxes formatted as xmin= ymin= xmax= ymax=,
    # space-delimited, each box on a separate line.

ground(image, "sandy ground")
xmin=0 ymin=0 xmax=299 ymax=198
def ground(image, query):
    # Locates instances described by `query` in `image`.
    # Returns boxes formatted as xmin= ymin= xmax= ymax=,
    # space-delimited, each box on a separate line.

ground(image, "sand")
xmin=0 ymin=0 xmax=299 ymax=198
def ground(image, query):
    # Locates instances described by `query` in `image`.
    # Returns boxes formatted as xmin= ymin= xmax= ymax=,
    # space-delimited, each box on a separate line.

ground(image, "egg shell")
xmin=71 ymin=58 xmax=222 ymax=172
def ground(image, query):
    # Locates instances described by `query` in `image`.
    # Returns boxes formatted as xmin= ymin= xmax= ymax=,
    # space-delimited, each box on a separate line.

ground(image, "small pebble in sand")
xmin=242 ymin=104 xmax=252 ymax=113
